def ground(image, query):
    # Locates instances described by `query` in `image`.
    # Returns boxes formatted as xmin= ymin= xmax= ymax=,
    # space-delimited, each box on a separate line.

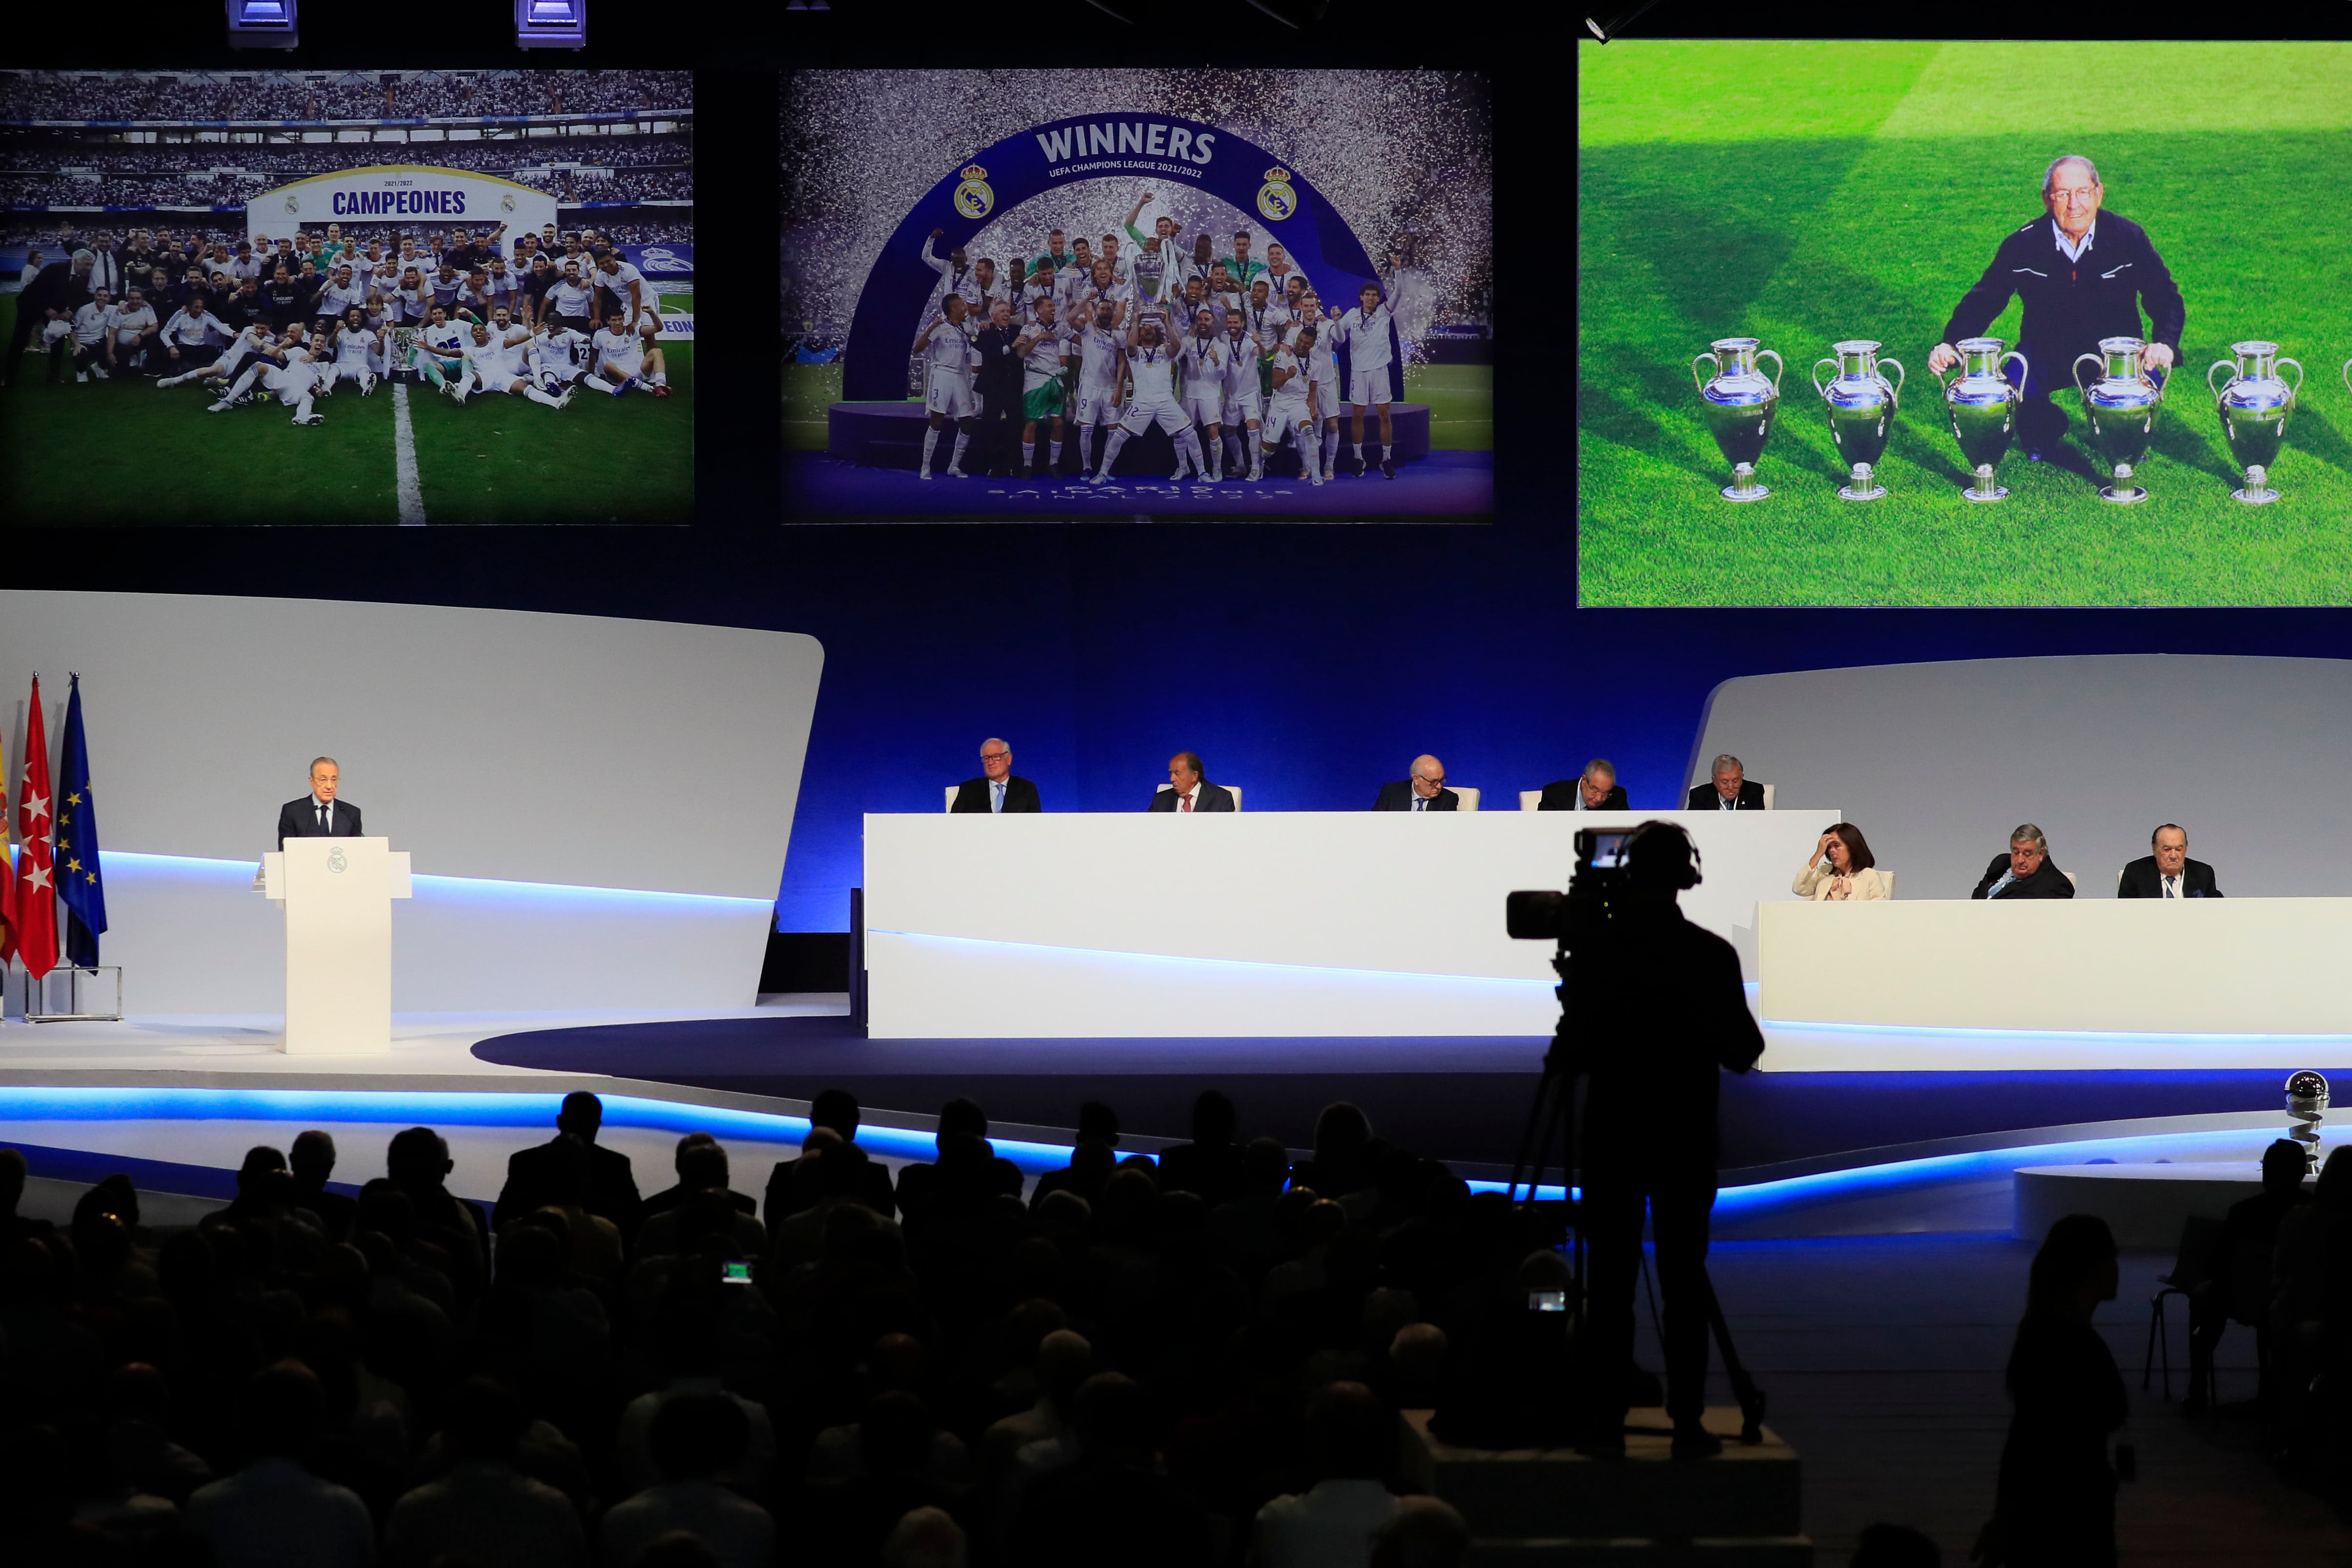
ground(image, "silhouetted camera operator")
xmin=1573 ymin=822 xmax=1764 ymax=1456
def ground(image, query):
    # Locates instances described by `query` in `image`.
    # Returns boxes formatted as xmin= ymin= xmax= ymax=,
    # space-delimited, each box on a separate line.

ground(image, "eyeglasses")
xmin=979 ymin=752 xmax=1010 ymax=763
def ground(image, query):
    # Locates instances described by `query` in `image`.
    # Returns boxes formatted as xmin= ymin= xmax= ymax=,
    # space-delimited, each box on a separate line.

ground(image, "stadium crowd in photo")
xmin=0 ymin=68 xmax=694 ymax=526
xmin=781 ymin=69 xmax=1493 ymax=522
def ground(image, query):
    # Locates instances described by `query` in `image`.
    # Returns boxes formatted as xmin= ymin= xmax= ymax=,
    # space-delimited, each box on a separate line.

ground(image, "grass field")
xmin=1579 ymin=41 xmax=2352 ymax=606
xmin=783 ymin=360 xmax=1493 ymax=453
xmin=0 ymin=294 xmax=694 ymax=525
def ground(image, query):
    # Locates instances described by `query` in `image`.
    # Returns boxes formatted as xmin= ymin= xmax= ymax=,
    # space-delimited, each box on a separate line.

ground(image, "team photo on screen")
xmin=1578 ymin=40 xmax=2352 ymax=607
xmin=0 ymin=68 xmax=694 ymax=526
xmin=781 ymin=68 xmax=1492 ymax=523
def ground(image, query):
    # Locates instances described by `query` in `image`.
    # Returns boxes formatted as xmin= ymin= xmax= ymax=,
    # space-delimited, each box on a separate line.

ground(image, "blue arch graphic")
xmin=841 ymin=112 xmax=1400 ymax=403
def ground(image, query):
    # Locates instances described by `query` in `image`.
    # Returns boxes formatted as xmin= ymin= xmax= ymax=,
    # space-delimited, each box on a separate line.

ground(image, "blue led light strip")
xmin=100 ymin=850 xmax=774 ymax=911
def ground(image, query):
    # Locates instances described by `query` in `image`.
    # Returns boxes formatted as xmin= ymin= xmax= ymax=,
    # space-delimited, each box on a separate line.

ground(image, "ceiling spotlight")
xmin=1585 ymin=16 xmax=1608 ymax=40
xmin=514 ymin=0 xmax=587 ymax=48
xmin=225 ymin=0 xmax=298 ymax=48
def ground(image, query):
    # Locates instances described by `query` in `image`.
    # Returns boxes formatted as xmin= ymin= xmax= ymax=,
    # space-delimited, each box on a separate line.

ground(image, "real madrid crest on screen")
xmin=501 ymin=191 xmax=517 ymax=214
xmin=1255 ymin=168 xmax=1295 ymax=222
xmin=327 ymin=847 xmax=349 ymax=874
xmin=953 ymin=165 xmax=994 ymax=220
xmin=285 ymin=194 xmax=301 ymax=214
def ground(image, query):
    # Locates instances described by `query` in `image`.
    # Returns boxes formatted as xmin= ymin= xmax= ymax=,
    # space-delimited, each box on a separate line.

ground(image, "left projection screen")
xmin=0 ymin=593 xmax=822 ymax=1014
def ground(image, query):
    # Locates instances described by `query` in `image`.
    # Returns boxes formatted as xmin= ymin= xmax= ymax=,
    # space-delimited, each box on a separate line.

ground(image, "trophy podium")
xmin=260 ymin=837 xmax=412 ymax=1054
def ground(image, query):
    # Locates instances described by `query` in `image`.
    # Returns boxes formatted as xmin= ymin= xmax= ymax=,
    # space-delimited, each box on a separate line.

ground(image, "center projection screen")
xmin=1578 ymin=40 xmax=2352 ymax=608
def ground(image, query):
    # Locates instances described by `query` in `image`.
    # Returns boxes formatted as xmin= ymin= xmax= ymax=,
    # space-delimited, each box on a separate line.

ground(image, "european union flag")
xmin=54 ymin=673 xmax=107 ymax=967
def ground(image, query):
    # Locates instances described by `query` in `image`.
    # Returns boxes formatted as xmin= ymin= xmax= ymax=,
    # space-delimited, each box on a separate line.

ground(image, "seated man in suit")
xmin=1540 ymin=758 xmax=1629 ymax=811
xmin=1971 ymin=823 xmax=2076 ymax=900
xmin=1373 ymin=755 xmax=1457 ymax=811
xmin=493 ymin=1091 xmax=642 ymax=1236
xmin=2118 ymin=823 xmax=2223 ymax=900
xmin=951 ymin=736 xmax=1042 ymax=813
xmin=276 ymin=756 xmax=362 ymax=848
xmin=1149 ymin=751 xmax=1235 ymax=812
xmin=765 ymin=1088 xmax=898 ymax=1222
xmin=1686 ymin=753 xmax=1765 ymax=812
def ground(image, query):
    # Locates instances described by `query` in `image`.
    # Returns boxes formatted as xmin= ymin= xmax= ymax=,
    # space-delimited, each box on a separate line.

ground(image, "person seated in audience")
xmin=1686 ymin=753 xmax=1765 ymax=811
xmin=1372 ymin=1497 xmax=1471 ymax=1568
xmin=384 ymin=1377 xmax=588 ymax=1568
xmin=495 ymin=1090 xmax=642 ymax=1237
xmin=1251 ymin=1380 xmax=1400 ymax=1566
xmin=1157 ymin=1090 xmax=1248 ymax=1207
xmin=980 ymin=1328 xmax=1093 ymax=1489
xmin=1372 ymin=755 xmax=1457 ymax=811
xmin=601 ymin=1394 xmax=777 ymax=1568
xmin=1793 ymin=822 xmax=1891 ymax=901
xmin=184 ymin=1361 xmax=374 ymax=1568
xmin=2186 ymin=1138 xmax=2309 ymax=1416
xmin=1150 ymin=751 xmax=1236 ymax=812
xmin=2267 ymin=1145 xmax=2348 ymax=1440
xmin=288 ymin=1129 xmax=357 ymax=1242
xmin=895 ymin=1098 xmax=1025 ymax=1215
xmin=883 ymin=1505 xmax=970 ymax=1568
xmin=771 ymin=1140 xmax=901 ymax=1265
xmin=1034 ymin=1101 xmax=1124 ymax=1207
xmin=635 ymin=1141 xmax=767 ymax=1259
xmin=1970 ymin=824 xmax=2076 ymax=900
xmin=643 ymin=1133 xmax=759 ymax=1222
xmin=1007 ymin=1372 xmax=1213 ymax=1561
xmin=767 ymin=1087 xmax=899 ymax=1221
xmin=951 ymin=736 xmax=1042 ymax=812
xmin=388 ymin=1126 xmax=491 ymax=1300
xmin=2116 ymin=823 xmax=2223 ymax=899
xmin=1292 ymin=1102 xmax=1376 ymax=1199
xmin=1538 ymin=757 xmax=1628 ymax=811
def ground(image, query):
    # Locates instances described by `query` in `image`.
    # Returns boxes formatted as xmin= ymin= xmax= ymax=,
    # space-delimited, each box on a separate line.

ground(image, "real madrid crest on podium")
xmin=954 ymin=165 xmax=993 ymax=220
xmin=1256 ymin=168 xmax=1294 ymax=223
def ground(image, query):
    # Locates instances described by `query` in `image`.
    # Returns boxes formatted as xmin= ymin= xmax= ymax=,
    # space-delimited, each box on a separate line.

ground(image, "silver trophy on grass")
xmin=2209 ymin=341 xmax=2302 ymax=505
xmin=1811 ymin=340 xmax=1905 ymax=500
xmin=390 ymin=325 xmax=420 ymax=385
xmin=1692 ymin=337 xmax=1784 ymax=501
xmin=1936 ymin=337 xmax=2027 ymax=502
xmin=2071 ymin=337 xmax=2165 ymax=504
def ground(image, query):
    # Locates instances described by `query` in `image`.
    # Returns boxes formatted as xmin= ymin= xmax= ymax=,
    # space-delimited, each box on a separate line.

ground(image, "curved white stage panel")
xmin=1 ymin=594 xmax=822 ymax=1015
xmin=1692 ymin=653 xmax=2352 ymax=901
xmin=863 ymin=809 xmax=1838 ymax=1038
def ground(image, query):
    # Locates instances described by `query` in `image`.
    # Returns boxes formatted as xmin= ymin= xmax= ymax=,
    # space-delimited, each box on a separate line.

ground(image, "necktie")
xmin=992 ymin=779 xmax=1004 ymax=813
xmin=1180 ymin=791 xmax=1192 ymax=813
xmin=2165 ymin=875 xmax=2178 ymax=899
xmin=317 ymin=804 xmax=328 ymax=833
xmin=1414 ymin=796 xmax=1425 ymax=812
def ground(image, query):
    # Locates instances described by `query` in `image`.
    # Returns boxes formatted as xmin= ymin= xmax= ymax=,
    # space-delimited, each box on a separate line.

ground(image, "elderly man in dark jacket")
xmin=1928 ymin=154 xmax=2185 ymax=458
xmin=3 ymin=248 xmax=94 ymax=386
xmin=971 ymin=297 xmax=1027 ymax=478
xmin=1971 ymin=824 xmax=2077 ymax=900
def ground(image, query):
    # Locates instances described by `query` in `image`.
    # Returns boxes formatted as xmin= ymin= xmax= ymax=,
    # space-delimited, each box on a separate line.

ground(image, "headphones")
xmin=1626 ymin=820 xmax=1705 ymax=891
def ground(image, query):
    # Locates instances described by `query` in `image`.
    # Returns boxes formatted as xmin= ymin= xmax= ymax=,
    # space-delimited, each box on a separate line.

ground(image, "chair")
xmin=2116 ymin=867 xmax=2127 ymax=895
xmin=2065 ymin=870 xmax=2079 ymax=890
xmin=1761 ymin=783 xmax=1776 ymax=810
xmin=1452 ymin=787 xmax=1480 ymax=812
xmin=1519 ymin=790 xmax=1543 ymax=811
xmin=1155 ymin=783 xmax=1243 ymax=811
xmin=943 ymin=784 xmax=958 ymax=812
xmin=2144 ymin=1212 xmax=2222 ymax=1401
xmin=1879 ymin=870 xmax=1894 ymax=898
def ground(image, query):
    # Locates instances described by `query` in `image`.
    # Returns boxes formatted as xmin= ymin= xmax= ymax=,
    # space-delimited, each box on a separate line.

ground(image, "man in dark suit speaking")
xmin=1686 ymin=754 xmax=1765 ymax=812
xmin=1971 ymin=823 xmax=2076 ymax=900
xmin=277 ymin=756 xmax=363 ymax=849
xmin=1149 ymin=752 xmax=1235 ymax=813
xmin=951 ymin=737 xmax=1042 ymax=813
xmin=1540 ymin=758 xmax=1629 ymax=811
xmin=1373 ymin=755 xmax=1457 ymax=812
xmin=2117 ymin=823 xmax=2223 ymax=900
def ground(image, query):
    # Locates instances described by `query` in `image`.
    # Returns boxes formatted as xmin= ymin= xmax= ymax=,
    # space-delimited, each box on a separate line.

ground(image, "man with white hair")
xmin=1538 ymin=759 xmax=1629 ymax=811
xmin=1972 ymin=823 xmax=2077 ymax=900
xmin=881 ymin=1506 xmax=967 ymax=1568
xmin=1685 ymin=754 xmax=1766 ymax=811
xmin=950 ymin=738 xmax=1041 ymax=813
xmin=4 ymin=246 xmax=95 ymax=386
xmin=1926 ymin=154 xmax=2185 ymax=459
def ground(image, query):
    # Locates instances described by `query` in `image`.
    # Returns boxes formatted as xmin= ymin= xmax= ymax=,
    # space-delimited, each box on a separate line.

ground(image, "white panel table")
xmin=1760 ymin=899 xmax=2352 ymax=1069
xmin=864 ymin=809 xmax=1839 ymax=1038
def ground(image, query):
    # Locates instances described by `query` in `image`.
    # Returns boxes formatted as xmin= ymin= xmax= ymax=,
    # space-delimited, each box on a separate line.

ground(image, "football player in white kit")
xmin=911 ymin=290 xmax=978 ymax=480
xmin=592 ymin=250 xmax=671 ymax=396
xmin=1066 ymin=299 xmax=1125 ymax=483
xmin=583 ymin=307 xmax=657 ymax=400
xmin=1012 ymin=295 xmax=1071 ymax=481
xmin=1296 ymin=293 xmax=1349 ymax=482
xmin=323 ymin=305 xmax=383 ymax=396
xmin=528 ymin=322 xmax=595 ymax=394
xmin=1092 ymin=313 xmax=1205 ymax=484
xmin=211 ymin=323 xmax=325 ymax=424
xmin=414 ymin=305 xmax=473 ymax=400
xmin=1217 ymin=307 xmax=1266 ymax=481
xmin=1262 ymin=326 xmax=1323 ymax=485
xmin=1332 ymin=281 xmax=1400 ymax=478
xmin=456 ymin=319 xmax=572 ymax=410
xmin=156 ymin=316 xmax=270 ymax=393
xmin=1176 ymin=306 xmax=1228 ymax=482
xmin=154 ymin=297 xmax=227 ymax=384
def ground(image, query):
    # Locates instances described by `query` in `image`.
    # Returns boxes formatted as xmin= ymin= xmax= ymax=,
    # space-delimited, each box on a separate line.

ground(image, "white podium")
xmin=261 ymin=838 xmax=413 ymax=1055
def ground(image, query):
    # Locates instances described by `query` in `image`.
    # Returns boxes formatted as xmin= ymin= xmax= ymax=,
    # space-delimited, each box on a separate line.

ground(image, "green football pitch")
xmin=784 ymin=360 xmax=1493 ymax=453
xmin=1579 ymin=40 xmax=2352 ymax=606
xmin=0 ymin=294 xmax=693 ymax=525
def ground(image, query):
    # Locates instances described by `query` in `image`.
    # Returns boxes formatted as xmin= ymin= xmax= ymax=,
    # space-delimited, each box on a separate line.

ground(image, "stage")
xmin=5 ymin=997 xmax=2339 ymax=1244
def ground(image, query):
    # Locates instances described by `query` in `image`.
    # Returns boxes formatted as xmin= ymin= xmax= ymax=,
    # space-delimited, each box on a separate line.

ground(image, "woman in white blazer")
xmin=1793 ymin=822 xmax=1891 ymax=901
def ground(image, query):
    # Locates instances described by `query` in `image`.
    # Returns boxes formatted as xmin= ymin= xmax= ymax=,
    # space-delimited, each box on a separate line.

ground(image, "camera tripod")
xmin=1505 ymin=982 xmax=1768 ymax=1447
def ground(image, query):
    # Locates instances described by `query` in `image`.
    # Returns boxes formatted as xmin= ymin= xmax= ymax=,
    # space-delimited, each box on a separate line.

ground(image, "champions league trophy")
xmin=2288 ymin=1070 xmax=2329 ymax=1176
xmin=2209 ymin=341 xmax=2303 ymax=505
xmin=2070 ymin=337 xmax=2165 ymax=504
xmin=1811 ymin=340 xmax=1905 ymax=501
xmin=1936 ymin=337 xmax=2027 ymax=503
xmin=1691 ymin=337 xmax=1784 ymax=501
